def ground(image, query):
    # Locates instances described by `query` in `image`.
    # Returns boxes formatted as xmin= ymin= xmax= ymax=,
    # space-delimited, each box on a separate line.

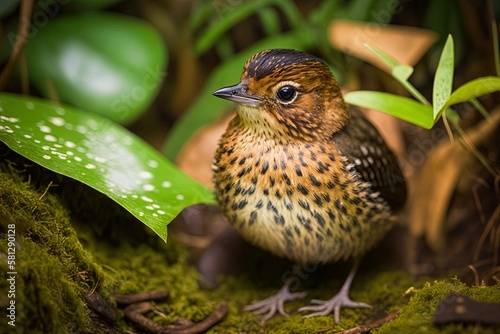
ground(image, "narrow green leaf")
xmin=444 ymin=108 xmax=460 ymax=124
xmin=308 ymin=0 xmax=342 ymax=26
xmin=364 ymin=43 xmax=399 ymax=69
xmin=344 ymin=91 xmax=434 ymax=129
xmin=195 ymin=0 xmax=275 ymax=54
xmin=492 ymin=17 xmax=500 ymax=76
xmin=433 ymin=35 xmax=454 ymax=118
xmin=365 ymin=43 xmax=430 ymax=105
xmin=344 ymin=0 xmax=390 ymax=21
xmin=437 ymin=76 xmax=500 ymax=120
xmin=194 ymin=0 xmax=304 ymax=55
xmin=258 ymin=7 xmax=281 ymax=35
xmin=469 ymin=98 xmax=491 ymax=121
xmin=189 ymin=2 xmax=215 ymax=31
xmin=393 ymin=65 xmax=414 ymax=82
xmin=364 ymin=45 xmax=416 ymax=82
xmin=0 ymin=93 xmax=215 ymax=241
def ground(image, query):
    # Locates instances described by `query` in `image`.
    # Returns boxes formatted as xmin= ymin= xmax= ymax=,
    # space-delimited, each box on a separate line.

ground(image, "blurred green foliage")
xmin=24 ymin=12 xmax=167 ymax=125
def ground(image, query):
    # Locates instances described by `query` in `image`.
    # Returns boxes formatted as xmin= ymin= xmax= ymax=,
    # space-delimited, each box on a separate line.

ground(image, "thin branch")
xmin=334 ymin=312 xmax=399 ymax=334
xmin=0 ymin=0 xmax=35 ymax=90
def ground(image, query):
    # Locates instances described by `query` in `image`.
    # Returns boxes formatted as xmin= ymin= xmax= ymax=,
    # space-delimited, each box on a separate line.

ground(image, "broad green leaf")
xmin=437 ymin=76 xmax=500 ymax=120
xmin=23 ymin=12 xmax=167 ymax=125
xmin=433 ymin=35 xmax=454 ymax=118
xmin=163 ymin=31 xmax=313 ymax=161
xmin=0 ymin=93 xmax=215 ymax=241
xmin=344 ymin=91 xmax=434 ymax=129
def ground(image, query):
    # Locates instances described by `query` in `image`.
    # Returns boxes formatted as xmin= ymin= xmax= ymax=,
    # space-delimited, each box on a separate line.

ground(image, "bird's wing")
xmin=331 ymin=107 xmax=407 ymax=211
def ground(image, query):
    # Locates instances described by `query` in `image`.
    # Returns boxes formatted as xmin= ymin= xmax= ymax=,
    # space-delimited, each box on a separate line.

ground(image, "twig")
xmin=86 ymin=291 xmax=117 ymax=323
xmin=335 ymin=312 xmax=399 ymax=334
xmin=38 ymin=181 xmax=53 ymax=201
xmin=123 ymin=302 xmax=228 ymax=334
xmin=0 ymin=0 xmax=34 ymax=90
xmin=113 ymin=290 xmax=170 ymax=305
xmin=468 ymin=264 xmax=480 ymax=287
xmin=473 ymin=204 xmax=500 ymax=264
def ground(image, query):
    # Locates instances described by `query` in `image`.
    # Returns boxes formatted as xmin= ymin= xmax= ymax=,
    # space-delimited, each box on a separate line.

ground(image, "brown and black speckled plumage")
xmin=212 ymin=49 xmax=406 ymax=267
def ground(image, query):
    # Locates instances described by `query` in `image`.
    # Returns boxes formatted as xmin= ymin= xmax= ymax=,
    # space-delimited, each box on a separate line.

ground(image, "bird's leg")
xmin=244 ymin=278 xmax=307 ymax=323
xmin=298 ymin=258 xmax=370 ymax=323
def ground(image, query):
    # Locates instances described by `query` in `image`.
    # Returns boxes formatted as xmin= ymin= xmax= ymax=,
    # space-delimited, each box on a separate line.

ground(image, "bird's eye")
xmin=276 ymin=85 xmax=297 ymax=103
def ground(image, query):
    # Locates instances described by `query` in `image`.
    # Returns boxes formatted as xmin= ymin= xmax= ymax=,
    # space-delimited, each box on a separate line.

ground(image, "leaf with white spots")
xmin=0 ymin=93 xmax=216 ymax=241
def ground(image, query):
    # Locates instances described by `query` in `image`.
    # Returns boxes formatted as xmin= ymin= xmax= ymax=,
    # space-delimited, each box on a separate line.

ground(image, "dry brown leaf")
xmin=407 ymin=110 xmax=500 ymax=252
xmin=177 ymin=113 xmax=233 ymax=189
xmin=329 ymin=20 xmax=438 ymax=71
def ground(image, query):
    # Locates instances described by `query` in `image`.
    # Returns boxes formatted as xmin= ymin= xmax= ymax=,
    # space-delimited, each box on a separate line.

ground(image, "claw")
xmin=300 ymin=297 xmax=370 ymax=322
xmin=244 ymin=280 xmax=307 ymax=323
xmin=299 ymin=259 xmax=371 ymax=323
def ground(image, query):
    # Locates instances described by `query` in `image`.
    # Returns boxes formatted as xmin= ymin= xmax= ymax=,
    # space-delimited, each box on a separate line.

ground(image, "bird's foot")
xmin=244 ymin=281 xmax=307 ymax=323
xmin=299 ymin=289 xmax=370 ymax=323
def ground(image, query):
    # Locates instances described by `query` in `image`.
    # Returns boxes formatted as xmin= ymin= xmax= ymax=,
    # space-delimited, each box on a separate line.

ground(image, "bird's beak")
xmin=213 ymin=83 xmax=261 ymax=105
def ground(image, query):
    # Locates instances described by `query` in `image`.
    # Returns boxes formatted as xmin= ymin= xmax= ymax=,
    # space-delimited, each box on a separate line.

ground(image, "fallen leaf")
xmin=177 ymin=112 xmax=233 ymax=189
xmin=330 ymin=20 xmax=438 ymax=71
xmin=407 ymin=109 xmax=500 ymax=252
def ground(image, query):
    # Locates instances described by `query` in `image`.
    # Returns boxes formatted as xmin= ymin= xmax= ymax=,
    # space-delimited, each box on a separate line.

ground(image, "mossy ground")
xmin=0 ymin=160 xmax=499 ymax=334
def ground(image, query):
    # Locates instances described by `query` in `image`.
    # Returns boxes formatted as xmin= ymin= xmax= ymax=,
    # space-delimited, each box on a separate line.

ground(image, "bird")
xmin=211 ymin=48 xmax=406 ymax=323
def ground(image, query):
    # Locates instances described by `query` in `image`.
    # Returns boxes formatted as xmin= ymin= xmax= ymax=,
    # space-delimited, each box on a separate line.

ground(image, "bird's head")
xmin=213 ymin=49 xmax=349 ymax=141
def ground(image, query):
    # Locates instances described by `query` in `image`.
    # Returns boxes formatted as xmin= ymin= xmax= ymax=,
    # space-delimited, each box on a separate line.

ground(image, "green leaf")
xmin=163 ymin=31 xmax=313 ymax=161
xmin=258 ymin=7 xmax=281 ymax=35
xmin=433 ymin=35 xmax=454 ymax=118
xmin=365 ymin=44 xmax=415 ymax=83
xmin=365 ymin=43 xmax=430 ymax=105
xmin=344 ymin=91 xmax=434 ymax=129
xmin=23 ymin=12 xmax=167 ymax=125
xmin=364 ymin=43 xmax=399 ymax=69
xmin=0 ymin=93 xmax=215 ymax=241
xmin=65 ymin=0 xmax=123 ymax=10
xmin=437 ymin=76 xmax=500 ymax=119
xmin=393 ymin=65 xmax=414 ymax=82
xmin=194 ymin=0 xmax=305 ymax=55
xmin=0 ymin=0 xmax=19 ymax=18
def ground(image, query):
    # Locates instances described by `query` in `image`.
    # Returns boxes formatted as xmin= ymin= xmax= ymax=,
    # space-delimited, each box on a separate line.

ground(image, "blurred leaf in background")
xmin=22 ymin=12 xmax=167 ymax=125
xmin=65 ymin=0 xmax=123 ymax=11
xmin=0 ymin=0 xmax=19 ymax=18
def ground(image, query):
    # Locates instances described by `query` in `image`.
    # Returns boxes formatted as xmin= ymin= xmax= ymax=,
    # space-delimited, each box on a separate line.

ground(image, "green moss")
xmin=377 ymin=279 xmax=500 ymax=334
xmin=0 ymin=164 xmax=103 ymax=334
xmin=85 ymin=238 xmax=220 ymax=324
xmin=203 ymin=269 xmax=416 ymax=333
xmin=0 ymin=158 xmax=499 ymax=333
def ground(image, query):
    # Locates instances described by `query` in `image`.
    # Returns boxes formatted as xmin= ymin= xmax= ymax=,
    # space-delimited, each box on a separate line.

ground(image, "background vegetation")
xmin=0 ymin=0 xmax=499 ymax=333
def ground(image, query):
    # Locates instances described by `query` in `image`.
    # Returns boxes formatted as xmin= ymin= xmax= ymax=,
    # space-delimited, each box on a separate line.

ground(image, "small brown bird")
xmin=212 ymin=49 xmax=406 ymax=323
